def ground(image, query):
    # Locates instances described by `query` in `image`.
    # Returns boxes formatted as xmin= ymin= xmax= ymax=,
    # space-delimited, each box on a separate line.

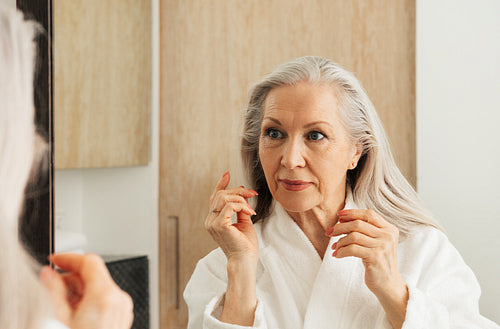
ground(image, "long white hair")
xmin=0 ymin=6 xmax=50 ymax=329
xmin=241 ymin=56 xmax=440 ymax=238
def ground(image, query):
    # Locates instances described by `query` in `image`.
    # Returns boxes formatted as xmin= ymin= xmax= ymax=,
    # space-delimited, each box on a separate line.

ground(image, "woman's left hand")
xmin=326 ymin=209 xmax=408 ymax=329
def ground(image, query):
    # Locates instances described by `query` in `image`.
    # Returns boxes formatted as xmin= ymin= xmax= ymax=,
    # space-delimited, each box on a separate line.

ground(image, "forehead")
xmin=263 ymin=82 xmax=341 ymax=122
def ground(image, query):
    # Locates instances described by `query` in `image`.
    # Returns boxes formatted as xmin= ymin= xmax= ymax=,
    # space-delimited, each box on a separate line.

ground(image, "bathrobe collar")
xmin=258 ymin=188 xmax=383 ymax=329
xmin=261 ymin=186 xmax=356 ymax=260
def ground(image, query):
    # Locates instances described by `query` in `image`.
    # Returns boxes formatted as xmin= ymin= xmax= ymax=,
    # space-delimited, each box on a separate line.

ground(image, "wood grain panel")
xmin=53 ymin=0 xmax=151 ymax=169
xmin=160 ymin=1 xmax=415 ymax=327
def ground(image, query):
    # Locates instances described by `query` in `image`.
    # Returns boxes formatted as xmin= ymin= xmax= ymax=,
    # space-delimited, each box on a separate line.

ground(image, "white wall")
xmin=54 ymin=1 xmax=159 ymax=328
xmin=417 ymin=0 xmax=500 ymax=323
xmin=0 ymin=0 xmax=14 ymax=9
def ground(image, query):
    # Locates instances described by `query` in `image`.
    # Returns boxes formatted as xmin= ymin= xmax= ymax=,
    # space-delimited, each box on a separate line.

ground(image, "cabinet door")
xmin=53 ymin=0 xmax=151 ymax=169
xmin=159 ymin=1 xmax=415 ymax=327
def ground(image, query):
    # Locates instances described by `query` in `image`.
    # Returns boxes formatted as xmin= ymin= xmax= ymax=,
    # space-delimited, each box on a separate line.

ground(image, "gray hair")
xmin=241 ymin=56 xmax=440 ymax=238
xmin=0 ymin=6 xmax=51 ymax=329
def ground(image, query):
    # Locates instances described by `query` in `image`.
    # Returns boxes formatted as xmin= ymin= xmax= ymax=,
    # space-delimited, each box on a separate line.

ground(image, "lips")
xmin=279 ymin=179 xmax=312 ymax=191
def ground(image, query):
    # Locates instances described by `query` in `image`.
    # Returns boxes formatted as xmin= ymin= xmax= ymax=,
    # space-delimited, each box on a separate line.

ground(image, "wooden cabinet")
xmin=53 ymin=0 xmax=151 ymax=169
xmin=159 ymin=1 xmax=416 ymax=328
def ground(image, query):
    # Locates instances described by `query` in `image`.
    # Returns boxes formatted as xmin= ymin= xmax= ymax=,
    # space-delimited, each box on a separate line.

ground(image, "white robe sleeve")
xmin=184 ymin=248 xmax=268 ymax=329
xmin=400 ymin=228 xmax=499 ymax=329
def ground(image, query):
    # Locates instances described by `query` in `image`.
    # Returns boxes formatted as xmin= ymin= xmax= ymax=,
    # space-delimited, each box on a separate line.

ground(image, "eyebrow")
xmin=262 ymin=117 xmax=333 ymax=128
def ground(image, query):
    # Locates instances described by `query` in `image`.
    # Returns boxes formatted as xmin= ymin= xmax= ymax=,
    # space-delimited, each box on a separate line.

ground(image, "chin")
xmin=274 ymin=191 xmax=317 ymax=213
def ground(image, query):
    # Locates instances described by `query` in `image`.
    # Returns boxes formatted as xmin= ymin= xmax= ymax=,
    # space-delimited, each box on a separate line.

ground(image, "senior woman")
xmin=0 ymin=6 xmax=132 ymax=329
xmin=184 ymin=56 xmax=498 ymax=329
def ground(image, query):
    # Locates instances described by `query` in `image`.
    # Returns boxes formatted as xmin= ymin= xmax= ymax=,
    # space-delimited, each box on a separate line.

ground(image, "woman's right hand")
xmin=205 ymin=171 xmax=259 ymax=265
xmin=206 ymin=171 xmax=259 ymax=326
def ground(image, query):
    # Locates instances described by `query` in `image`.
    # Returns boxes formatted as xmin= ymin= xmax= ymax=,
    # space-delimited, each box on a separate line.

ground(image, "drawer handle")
xmin=168 ymin=215 xmax=180 ymax=309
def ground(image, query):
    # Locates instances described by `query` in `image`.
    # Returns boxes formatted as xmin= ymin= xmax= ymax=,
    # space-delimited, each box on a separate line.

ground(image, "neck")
xmin=286 ymin=190 xmax=347 ymax=258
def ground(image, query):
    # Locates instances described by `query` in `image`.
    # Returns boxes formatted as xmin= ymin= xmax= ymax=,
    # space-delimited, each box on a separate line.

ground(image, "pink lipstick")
xmin=279 ymin=179 xmax=312 ymax=191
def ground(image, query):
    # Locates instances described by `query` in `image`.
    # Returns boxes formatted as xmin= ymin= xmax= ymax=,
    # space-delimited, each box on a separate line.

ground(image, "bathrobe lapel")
xmin=260 ymin=202 xmax=323 ymax=328
xmin=303 ymin=195 xmax=391 ymax=329
xmin=260 ymin=194 xmax=390 ymax=329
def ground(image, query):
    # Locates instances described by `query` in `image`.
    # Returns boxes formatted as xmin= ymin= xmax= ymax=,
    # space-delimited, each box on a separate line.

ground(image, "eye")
xmin=308 ymin=131 xmax=326 ymax=141
xmin=266 ymin=128 xmax=283 ymax=139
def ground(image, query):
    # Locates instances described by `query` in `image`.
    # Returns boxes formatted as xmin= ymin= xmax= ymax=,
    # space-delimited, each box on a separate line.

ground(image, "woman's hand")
xmin=326 ymin=209 xmax=408 ymax=329
xmin=205 ymin=171 xmax=259 ymax=326
xmin=40 ymin=253 xmax=134 ymax=329
xmin=205 ymin=171 xmax=259 ymax=264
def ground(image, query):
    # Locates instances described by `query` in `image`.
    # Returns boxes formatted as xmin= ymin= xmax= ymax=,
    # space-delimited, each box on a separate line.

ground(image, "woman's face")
xmin=258 ymin=82 xmax=361 ymax=214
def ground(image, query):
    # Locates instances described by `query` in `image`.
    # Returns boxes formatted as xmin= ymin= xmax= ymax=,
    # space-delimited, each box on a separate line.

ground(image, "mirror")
xmin=46 ymin=0 xmax=499 ymax=328
xmin=52 ymin=1 xmax=154 ymax=328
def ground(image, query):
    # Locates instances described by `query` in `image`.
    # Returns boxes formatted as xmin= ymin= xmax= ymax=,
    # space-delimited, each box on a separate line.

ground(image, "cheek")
xmin=313 ymin=147 xmax=351 ymax=181
xmin=258 ymin=142 xmax=282 ymax=195
xmin=258 ymin=141 xmax=273 ymax=175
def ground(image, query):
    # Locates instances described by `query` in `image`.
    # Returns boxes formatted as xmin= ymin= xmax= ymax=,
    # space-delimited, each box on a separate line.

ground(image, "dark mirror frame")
xmin=17 ymin=0 xmax=53 ymax=266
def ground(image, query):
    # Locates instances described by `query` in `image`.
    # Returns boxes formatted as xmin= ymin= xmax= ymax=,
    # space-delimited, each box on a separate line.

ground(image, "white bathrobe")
xmin=184 ymin=197 xmax=499 ymax=329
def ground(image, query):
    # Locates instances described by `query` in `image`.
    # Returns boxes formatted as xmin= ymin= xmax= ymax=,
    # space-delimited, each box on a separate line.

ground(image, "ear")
xmin=348 ymin=143 xmax=363 ymax=170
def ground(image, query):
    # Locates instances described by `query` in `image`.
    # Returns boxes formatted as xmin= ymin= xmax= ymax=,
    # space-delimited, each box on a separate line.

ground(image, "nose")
xmin=280 ymin=137 xmax=306 ymax=169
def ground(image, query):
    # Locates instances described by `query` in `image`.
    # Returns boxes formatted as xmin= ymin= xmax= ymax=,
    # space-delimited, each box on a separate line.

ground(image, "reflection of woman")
xmin=0 ymin=7 xmax=132 ymax=329
xmin=184 ymin=57 xmax=499 ymax=329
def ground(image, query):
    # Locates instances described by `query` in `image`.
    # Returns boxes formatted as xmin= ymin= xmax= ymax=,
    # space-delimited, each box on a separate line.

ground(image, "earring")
xmin=351 ymin=162 xmax=357 ymax=169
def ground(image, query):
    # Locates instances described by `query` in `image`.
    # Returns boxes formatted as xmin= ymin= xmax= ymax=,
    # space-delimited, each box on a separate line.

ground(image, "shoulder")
xmin=401 ymin=225 xmax=449 ymax=249
xmin=398 ymin=225 xmax=478 ymax=288
xmin=399 ymin=225 xmax=456 ymax=264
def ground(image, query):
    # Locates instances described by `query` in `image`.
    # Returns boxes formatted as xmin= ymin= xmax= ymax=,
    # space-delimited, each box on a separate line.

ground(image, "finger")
xmin=212 ymin=187 xmax=258 ymax=207
xmin=40 ymin=266 xmax=68 ymax=301
xmin=39 ymin=266 xmax=72 ymax=325
xmin=60 ymin=273 xmax=85 ymax=307
xmin=207 ymin=194 xmax=256 ymax=230
xmin=210 ymin=171 xmax=231 ymax=202
xmin=329 ymin=220 xmax=380 ymax=238
xmin=50 ymin=253 xmax=113 ymax=290
xmin=333 ymin=243 xmax=372 ymax=260
xmin=236 ymin=207 xmax=253 ymax=224
xmin=337 ymin=209 xmax=389 ymax=228
xmin=225 ymin=187 xmax=258 ymax=198
xmin=209 ymin=202 xmax=256 ymax=232
xmin=232 ymin=210 xmax=254 ymax=234
xmin=215 ymin=171 xmax=230 ymax=191
xmin=333 ymin=232 xmax=379 ymax=250
xmin=218 ymin=202 xmax=256 ymax=219
xmin=212 ymin=194 xmax=255 ymax=213
xmin=207 ymin=202 xmax=255 ymax=238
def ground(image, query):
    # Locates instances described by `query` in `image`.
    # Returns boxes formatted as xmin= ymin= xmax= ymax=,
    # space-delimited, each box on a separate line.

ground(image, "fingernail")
xmin=252 ymin=210 xmax=257 ymax=215
xmin=332 ymin=242 xmax=337 ymax=250
xmin=222 ymin=171 xmax=229 ymax=177
xmin=249 ymin=189 xmax=258 ymax=195
xmin=325 ymin=227 xmax=334 ymax=236
xmin=332 ymin=250 xmax=337 ymax=257
xmin=40 ymin=266 xmax=53 ymax=282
